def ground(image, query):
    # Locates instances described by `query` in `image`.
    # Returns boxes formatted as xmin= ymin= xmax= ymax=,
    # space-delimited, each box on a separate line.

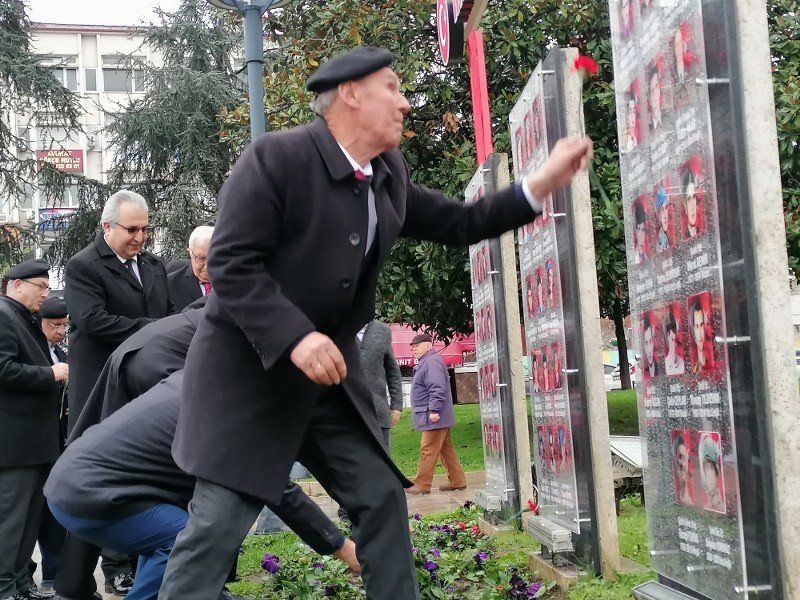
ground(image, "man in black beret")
xmin=163 ymin=45 xmax=593 ymax=599
xmin=0 ymin=260 xmax=67 ymax=600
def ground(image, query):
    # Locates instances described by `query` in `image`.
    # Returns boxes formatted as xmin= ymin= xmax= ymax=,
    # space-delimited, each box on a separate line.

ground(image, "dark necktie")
xmin=124 ymin=259 xmax=141 ymax=284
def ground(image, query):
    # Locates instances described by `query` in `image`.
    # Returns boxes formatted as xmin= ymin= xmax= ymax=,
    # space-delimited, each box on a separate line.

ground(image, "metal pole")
xmin=242 ymin=4 xmax=266 ymax=139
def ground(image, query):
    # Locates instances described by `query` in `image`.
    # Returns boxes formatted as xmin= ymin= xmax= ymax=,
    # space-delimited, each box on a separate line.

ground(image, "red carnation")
xmin=574 ymin=54 xmax=599 ymax=77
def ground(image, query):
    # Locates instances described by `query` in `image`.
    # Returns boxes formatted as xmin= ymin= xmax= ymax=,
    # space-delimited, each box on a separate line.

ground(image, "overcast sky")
xmin=27 ymin=0 xmax=182 ymax=27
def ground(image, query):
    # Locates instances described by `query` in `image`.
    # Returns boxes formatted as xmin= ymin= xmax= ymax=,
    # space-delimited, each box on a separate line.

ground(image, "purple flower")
xmin=430 ymin=548 xmax=441 ymax=558
xmin=413 ymin=512 xmax=422 ymax=521
xmin=423 ymin=559 xmax=439 ymax=573
xmin=474 ymin=551 xmax=488 ymax=565
xmin=312 ymin=561 xmax=325 ymax=570
xmin=323 ymin=585 xmax=336 ymax=596
xmin=527 ymin=582 xmax=542 ymax=596
xmin=260 ymin=553 xmax=280 ymax=574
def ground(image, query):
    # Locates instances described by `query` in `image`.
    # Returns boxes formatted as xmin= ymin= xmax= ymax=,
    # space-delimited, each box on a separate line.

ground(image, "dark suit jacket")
xmin=358 ymin=320 xmax=403 ymax=429
xmin=173 ymin=118 xmax=537 ymax=504
xmin=48 ymin=344 xmax=69 ymax=446
xmin=69 ymin=308 xmax=204 ymax=442
xmin=167 ymin=264 xmax=203 ymax=312
xmin=0 ymin=297 xmax=60 ymax=467
xmin=64 ymin=233 xmax=174 ymax=433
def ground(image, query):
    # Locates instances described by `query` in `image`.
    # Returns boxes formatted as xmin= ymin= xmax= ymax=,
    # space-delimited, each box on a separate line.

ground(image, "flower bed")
xmin=229 ymin=503 xmax=555 ymax=599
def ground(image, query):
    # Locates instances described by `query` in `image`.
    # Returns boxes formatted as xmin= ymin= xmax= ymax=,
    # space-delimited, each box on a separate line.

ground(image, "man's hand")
xmin=390 ymin=409 xmax=402 ymax=427
xmin=290 ymin=332 xmax=347 ymax=386
xmin=333 ymin=538 xmax=361 ymax=573
xmin=51 ymin=363 xmax=69 ymax=382
xmin=429 ymin=412 xmax=440 ymax=424
xmin=526 ymin=137 xmax=594 ymax=200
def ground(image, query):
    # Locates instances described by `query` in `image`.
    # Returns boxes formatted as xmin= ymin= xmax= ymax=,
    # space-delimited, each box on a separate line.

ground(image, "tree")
xmin=0 ymin=0 xmax=81 ymax=269
xmin=46 ymin=0 xmax=243 ymax=266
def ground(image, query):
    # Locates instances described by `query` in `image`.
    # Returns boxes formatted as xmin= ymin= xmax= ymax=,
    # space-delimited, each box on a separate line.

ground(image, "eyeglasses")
xmin=45 ymin=322 xmax=68 ymax=331
xmin=189 ymin=252 xmax=207 ymax=265
xmin=113 ymin=222 xmax=150 ymax=235
xmin=21 ymin=280 xmax=51 ymax=293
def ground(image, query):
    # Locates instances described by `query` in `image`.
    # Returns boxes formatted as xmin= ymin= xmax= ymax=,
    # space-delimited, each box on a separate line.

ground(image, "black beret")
xmin=410 ymin=333 xmax=432 ymax=345
xmin=40 ymin=296 xmax=67 ymax=319
xmin=4 ymin=258 xmax=51 ymax=281
xmin=306 ymin=46 xmax=394 ymax=93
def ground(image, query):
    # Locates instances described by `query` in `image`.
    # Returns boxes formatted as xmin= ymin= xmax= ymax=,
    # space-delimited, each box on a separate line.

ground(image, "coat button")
xmin=340 ymin=278 xmax=352 ymax=289
xmin=349 ymin=233 xmax=361 ymax=246
xmin=353 ymin=186 xmax=361 ymax=195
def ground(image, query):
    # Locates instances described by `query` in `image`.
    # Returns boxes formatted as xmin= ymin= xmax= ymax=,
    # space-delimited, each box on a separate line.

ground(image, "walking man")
xmin=358 ymin=319 xmax=403 ymax=450
xmin=161 ymin=46 xmax=593 ymax=600
xmin=405 ymin=333 xmax=466 ymax=495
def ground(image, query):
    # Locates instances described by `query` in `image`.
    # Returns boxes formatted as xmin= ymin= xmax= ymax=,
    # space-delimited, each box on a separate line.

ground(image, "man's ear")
xmin=338 ymin=81 xmax=359 ymax=109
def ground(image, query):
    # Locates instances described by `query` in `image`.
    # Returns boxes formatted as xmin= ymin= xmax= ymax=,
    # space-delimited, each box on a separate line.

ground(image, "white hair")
xmin=101 ymin=190 xmax=148 ymax=225
xmin=310 ymin=89 xmax=337 ymax=116
xmin=188 ymin=225 xmax=214 ymax=250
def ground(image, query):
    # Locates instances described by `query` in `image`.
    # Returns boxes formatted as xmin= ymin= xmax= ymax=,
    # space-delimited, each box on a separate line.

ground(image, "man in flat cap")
xmin=162 ymin=45 xmax=593 ymax=599
xmin=406 ymin=333 xmax=466 ymax=495
xmin=0 ymin=259 xmax=67 ymax=600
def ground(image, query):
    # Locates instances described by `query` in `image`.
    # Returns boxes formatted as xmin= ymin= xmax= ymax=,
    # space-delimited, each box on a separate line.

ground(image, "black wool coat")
xmin=167 ymin=264 xmax=203 ymax=312
xmin=173 ymin=118 xmax=538 ymax=504
xmin=69 ymin=308 xmax=204 ymax=442
xmin=0 ymin=297 xmax=60 ymax=467
xmin=64 ymin=233 xmax=174 ymax=432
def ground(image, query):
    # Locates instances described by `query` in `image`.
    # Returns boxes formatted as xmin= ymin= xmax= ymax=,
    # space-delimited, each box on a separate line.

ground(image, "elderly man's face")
xmin=412 ymin=341 xmax=432 ymax=360
xmin=12 ymin=277 xmax=50 ymax=312
xmin=188 ymin=238 xmax=210 ymax=283
xmin=351 ymin=68 xmax=410 ymax=153
xmin=103 ymin=201 xmax=148 ymax=259
xmin=42 ymin=317 xmax=68 ymax=345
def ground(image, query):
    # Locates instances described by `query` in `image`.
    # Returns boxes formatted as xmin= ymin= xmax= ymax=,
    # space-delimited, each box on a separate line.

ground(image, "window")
xmin=102 ymin=56 xmax=144 ymax=93
xmin=84 ymin=68 xmax=97 ymax=92
xmin=43 ymin=185 xmax=79 ymax=209
xmin=41 ymin=56 xmax=78 ymax=91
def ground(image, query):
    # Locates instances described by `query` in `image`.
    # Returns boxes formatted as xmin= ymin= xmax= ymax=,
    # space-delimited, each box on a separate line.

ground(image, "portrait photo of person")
xmin=632 ymin=195 xmax=650 ymax=265
xmin=619 ymin=0 xmax=634 ymax=39
xmin=536 ymin=266 xmax=546 ymax=314
xmin=698 ymin=431 xmax=726 ymax=514
xmin=551 ymin=342 xmax=563 ymax=390
xmin=531 ymin=350 xmax=542 ymax=394
xmin=542 ymin=345 xmax=553 ymax=392
xmin=548 ymin=427 xmax=558 ymax=474
xmin=680 ymin=158 xmax=705 ymax=240
xmin=647 ymin=57 xmax=664 ymax=133
xmin=623 ymin=80 xmax=641 ymax=153
xmin=536 ymin=426 xmax=547 ymax=471
xmin=671 ymin=429 xmax=695 ymax=506
xmin=641 ymin=310 xmax=661 ymax=380
xmin=531 ymin=96 xmax=544 ymax=152
xmin=687 ymin=291 xmax=715 ymax=374
xmin=545 ymin=259 xmax=559 ymax=309
xmin=654 ymin=180 xmax=674 ymax=252
xmin=519 ymin=221 xmax=535 ymax=244
xmin=525 ymin=273 xmax=537 ymax=318
xmin=514 ymin=123 xmax=528 ymax=175
xmin=557 ymin=425 xmax=569 ymax=470
xmin=663 ymin=302 xmax=686 ymax=376
xmin=671 ymin=21 xmax=698 ymax=108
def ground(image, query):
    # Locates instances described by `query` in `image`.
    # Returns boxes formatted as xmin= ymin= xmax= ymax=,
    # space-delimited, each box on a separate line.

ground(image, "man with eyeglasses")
xmin=0 ymin=259 xmax=67 ymax=600
xmin=167 ymin=226 xmax=214 ymax=311
xmin=63 ymin=190 xmax=174 ymax=598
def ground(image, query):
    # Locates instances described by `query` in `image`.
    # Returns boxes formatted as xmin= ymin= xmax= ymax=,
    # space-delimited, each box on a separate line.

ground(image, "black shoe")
xmin=16 ymin=585 xmax=53 ymax=600
xmin=52 ymin=593 xmax=102 ymax=600
xmin=105 ymin=572 xmax=134 ymax=596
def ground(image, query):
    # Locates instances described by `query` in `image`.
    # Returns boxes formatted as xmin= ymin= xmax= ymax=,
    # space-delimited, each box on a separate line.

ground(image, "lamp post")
xmin=207 ymin=0 xmax=293 ymax=140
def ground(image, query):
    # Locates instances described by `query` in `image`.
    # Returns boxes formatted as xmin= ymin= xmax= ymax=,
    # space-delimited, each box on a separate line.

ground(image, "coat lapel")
xmin=95 ymin=233 xmax=143 ymax=292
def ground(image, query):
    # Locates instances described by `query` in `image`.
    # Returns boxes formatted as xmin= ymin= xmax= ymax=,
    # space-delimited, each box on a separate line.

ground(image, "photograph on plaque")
xmin=622 ymin=79 xmax=642 ymax=153
xmin=646 ymin=55 xmax=666 ymax=135
xmin=662 ymin=301 xmax=687 ymax=376
xmin=678 ymin=156 xmax=705 ymax=241
xmin=640 ymin=309 xmax=662 ymax=382
xmin=686 ymin=291 xmax=716 ymax=377
xmin=654 ymin=176 xmax=675 ymax=253
xmin=632 ymin=194 xmax=652 ymax=265
xmin=670 ymin=428 xmax=695 ymax=506
xmin=670 ymin=19 xmax=700 ymax=108
xmin=697 ymin=430 xmax=726 ymax=515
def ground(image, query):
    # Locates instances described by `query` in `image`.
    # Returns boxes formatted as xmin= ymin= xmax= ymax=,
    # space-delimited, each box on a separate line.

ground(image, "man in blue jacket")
xmin=405 ymin=333 xmax=466 ymax=495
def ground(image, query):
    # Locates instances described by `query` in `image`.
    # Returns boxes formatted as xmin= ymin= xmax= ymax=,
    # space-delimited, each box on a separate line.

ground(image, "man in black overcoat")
xmin=167 ymin=226 xmax=214 ymax=311
xmin=64 ymin=189 xmax=174 ymax=435
xmin=0 ymin=259 xmax=67 ymax=600
xmin=63 ymin=189 xmax=174 ymax=596
xmin=162 ymin=47 xmax=593 ymax=600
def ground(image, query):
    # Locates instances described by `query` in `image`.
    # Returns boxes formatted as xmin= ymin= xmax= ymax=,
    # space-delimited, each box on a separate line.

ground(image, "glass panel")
xmin=66 ymin=68 xmax=77 ymax=91
xmin=84 ymin=68 xmax=97 ymax=92
xmin=103 ymin=68 xmax=130 ymax=92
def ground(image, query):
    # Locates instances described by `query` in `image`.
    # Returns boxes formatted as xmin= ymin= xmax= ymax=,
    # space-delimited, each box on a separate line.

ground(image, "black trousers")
xmin=0 ymin=465 xmax=49 ymax=599
xmin=160 ymin=390 xmax=419 ymax=600
xmin=52 ymin=536 xmax=134 ymax=598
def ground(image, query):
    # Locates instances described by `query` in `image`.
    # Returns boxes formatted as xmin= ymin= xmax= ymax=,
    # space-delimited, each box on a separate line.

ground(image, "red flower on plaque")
xmin=527 ymin=499 xmax=539 ymax=514
xmin=573 ymin=54 xmax=599 ymax=78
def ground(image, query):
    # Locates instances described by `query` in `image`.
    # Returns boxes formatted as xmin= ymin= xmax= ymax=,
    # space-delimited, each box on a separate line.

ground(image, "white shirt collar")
xmin=338 ymin=144 xmax=373 ymax=178
xmin=104 ymin=235 xmax=138 ymax=264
